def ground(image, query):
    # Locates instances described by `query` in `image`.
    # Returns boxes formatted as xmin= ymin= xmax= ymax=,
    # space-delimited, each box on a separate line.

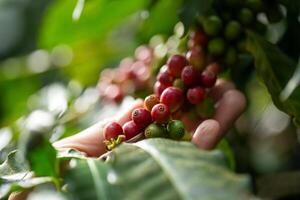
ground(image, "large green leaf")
xmin=65 ymin=139 xmax=252 ymax=200
xmin=246 ymin=31 xmax=300 ymax=125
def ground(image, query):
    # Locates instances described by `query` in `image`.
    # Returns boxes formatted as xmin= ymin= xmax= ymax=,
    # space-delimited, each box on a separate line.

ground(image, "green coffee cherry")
xmin=208 ymin=38 xmax=226 ymax=56
xmin=224 ymin=21 xmax=242 ymax=41
xmin=224 ymin=47 xmax=238 ymax=66
xmin=238 ymin=8 xmax=254 ymax=25
xmin=203 ymin=16 xmax=223 ymax=36
xmin=167 ymin=120 xmax=185 ymax=140
xmin=246 ymin=0 xmax=263 ymax=12
xmin=144 ymin=123 xmax=168 ymax=138
xmin=196 ymin=98 xmax=215 ymax=118
xmin=173 ymin=78 xmax=185 ymax=90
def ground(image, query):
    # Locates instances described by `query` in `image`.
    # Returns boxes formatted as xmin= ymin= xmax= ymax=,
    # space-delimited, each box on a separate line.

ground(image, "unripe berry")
xmin=157 ymin=71 xmax=173 ymax=86
xmin=238 ymin=8 xmax=254 ymax=25
xmin=186 ymin=48 xmax=206 ymax=70
xmin=181 ymin=65 xmax=200 ymax=86
xmin=187 ymin=86 xmax=206 ymax=104
xmin=167 ymin=55 xmax=187 ymax=77
xmin=224 ymin=21 xmax=242 ymax=41
xmin=208 ymin=38 xmax=226 ymax=56
xmin=151 ymin=103 xmax=170 ymax=124
xmin=224 ymin=47 xmax=238 ymax=66
xmin=154 ymin=81 xmax=168 ymax=97
xmin=160 ymin=87 xmax=184 ymax=113
xmin=196 ymin=98 xmax=215 ymax=118
xmin=173 ymin=78 xmax=185 ymax=90
xmin=167 ymin=120 xmax=185 ymax=140
xmin=201 ymin=71 xmax=217 ymax=88
xmin=103 ymin=122 xmax=123 ymax=140
xmin=123 ymin=121 xmax=142 ymax=140
xmin=132 ymin=108 xmax=152 ymax=128
xmin=144 ymin=123 xmax=168 ymax=138
xmin=144 ymin=94 xmax=159 ymax=111
xmin=203 ymin=16 xmax=223 ymax=36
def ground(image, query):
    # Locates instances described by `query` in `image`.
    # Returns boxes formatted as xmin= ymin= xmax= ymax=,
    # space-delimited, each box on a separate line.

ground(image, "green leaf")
xmin=246 ymin=31 xmax=300 ymax=125
xmin=179 ymin=0 xmax=214 ymax=34
xmin=0 ymin=150 xmax=29 ymax=176
xmin=65 ymin=139 xmax=252 ymax=199
xmin=0 ymin=176 xmax=55 ymax=199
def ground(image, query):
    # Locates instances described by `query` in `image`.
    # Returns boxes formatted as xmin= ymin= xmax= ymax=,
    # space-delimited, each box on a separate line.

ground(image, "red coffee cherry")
xmin=151 ymin=103 xmax=170 ymax=124
xmin=188 ymin=30 xmax=207 ymax=48
xmin=187 ymin=86 xmax=206 ymax=104
xmin=167 ymin=55 xmax=187 ymax=78
xmin=186 ymin=48 xmax=205 ymax=70
xmin=131 ymin=108 xmax=152 ymax=128
xmin=201 ymin=70 xmax=217 ymax=88
xmin=154 ymin=81 xmax=168 ymax=97
xmin=123 ymin=121 xmax=142 ymax=140
xmin=160 ymin=87 xmax=184 ymax=113
xmin=157 ymin=71 xmax=174 ymax=86
xmin=181 ymin=65 xmax=200 ymax=86
xmin=103 ymin=122 xmax=123 ymax=140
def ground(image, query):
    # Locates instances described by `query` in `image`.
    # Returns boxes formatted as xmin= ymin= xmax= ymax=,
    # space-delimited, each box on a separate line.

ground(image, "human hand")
xmin=53 ymin=79 xmax=246 ymax=156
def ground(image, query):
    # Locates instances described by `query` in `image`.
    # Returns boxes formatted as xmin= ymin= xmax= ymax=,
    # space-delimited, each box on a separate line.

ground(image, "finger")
xmin=213 ymin=89 xmax=246 ymax=135
xmin=8 ymin=191 xmax=30 ymax=200
xmin=209 ymin=79 xmax=236 ymax=102
xmin=53 ymin=99 xmax=144 ymax=157
xmin=192 ymin=119 xmax=220 ymax=150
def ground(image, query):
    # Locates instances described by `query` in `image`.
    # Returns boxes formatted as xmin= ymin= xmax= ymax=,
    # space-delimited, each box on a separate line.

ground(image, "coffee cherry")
xmin=224 ymin=21 xmax=242 ymax=41
xmin=167 ymin=55 xmax=187 ymax=77
xmin=203 ymin=16 xmax=223 ymax=36
xmin=208 ymin=38 xmax=225 ymax=56
xmin=206 ymin=62 xmax=221 ymax=74
xmin=123 ymin=121 xmax=142 ymax=140
xmin=157 ymin=71 xmax=173 ymax=86
xmin=144 ymin=94 xmax=159 ymax=111
xmin=196 ymin=98 xmax=215 ymax=118
xmin=187 ymin=86 xmax=206 ymax=104
xmin=186 ymin=48 xmax=206 ymax=70
xmin=181 ymin=65 xmax=200 ymax=86
xmin=132 ymin=108 xmax=152 ymax=128
xmin=160 ymin=87 xmax=184 ymax=112
xmin=151 ymin=103 xmax=170 ymax=124
xmin=167 ymin=120 xmax=185 ymax=140
xmin=238 ymin=8 xmax=254 ymax=25
xmin=135 ymin=45 xmax=152 ymax=64
xmin=154 ymin=81 xmax=168 ymax=97
xmin=201 ymin=71 xmax=217 ymax=88
xmin=103 ymin=122 xmax=123 ymax=140
xmin=104 ymin=84 xmax=123 ymax=103
xmin=188 ymin=30 xmax=207 ymax=48
xmin=224 ymin=47 xmax=238 ymax=66
xmin=173 ymin=78 xmax=185 ymax=90
xmin=144 ymin=123 xmax=168 ymax=138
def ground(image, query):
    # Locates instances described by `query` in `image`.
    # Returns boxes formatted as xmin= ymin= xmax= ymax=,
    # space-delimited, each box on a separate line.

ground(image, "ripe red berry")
xmin=131 ymin=108 xmax=152 ymax=128
xmin=104 ymin=84 xmax=123 ymax=103
xmin=187 ymin=86 xmax=206 ymax=104
xmin=144 ymin=94 xmax=159 ymax=111
xmin=123 ymin=121 xmax=142 ymax=140
xmin=181 ymin=65 xmax=200 ymax=86
xmin=154 ymin=81 xmax=168 ymax=97
xmin=160 ymin=87 xmax=183 ymax=112
xmin=103 ymin=122 xmax=123 ymax=140
xmin=157 ymin=71 xmax=173 ymax=86
xmin=188 ymin=30 xmax=207 ymax=48
xmin=135 ymin=45 xmax=152 ymax=64
xmin=151 ymin=103 xmax=170 ymax=124
xmin=167 ymin=55 xmax=187 ymax=77
xmin=201 ymin=70 xmax=217 ymax=88
xmin=206 ymin=62 xmax=221 ymax=74
xmin=186 ymin=48 xmax=205 ymax=70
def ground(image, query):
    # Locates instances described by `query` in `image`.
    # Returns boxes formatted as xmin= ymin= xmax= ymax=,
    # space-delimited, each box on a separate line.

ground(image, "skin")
xmin=9 ymin=79 xmax=246 ymax=199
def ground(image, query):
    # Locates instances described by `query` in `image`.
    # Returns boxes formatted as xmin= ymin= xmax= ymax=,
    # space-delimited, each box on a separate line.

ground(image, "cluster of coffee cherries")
xmin=103 ymin=93 xmax=186 ymax=150
xmin=98 ymin=45 xmax=153 ymax=103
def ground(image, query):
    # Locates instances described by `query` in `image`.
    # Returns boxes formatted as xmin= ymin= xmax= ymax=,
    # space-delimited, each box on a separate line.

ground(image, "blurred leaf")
xmin=24 ymin=133 xmax=58 ymax=177
xmin=138 ymin=0 xmax=182 ymax=42
xmin=65 ymin=139 xmax=252 ymax=200
xmin=246 ymin=31 xmax=300 ymax=126
xmin=0 ymin=151 xmax=29 ymax=176
xmin=179 ymin=0 xmax=213 ymax=34
xmin=39 ymin=0 xmax=151 ymax=48
xmin=57 ymin=148 xmax=87 ymax=160
xmin=72 ymin=0 xmax=85 ymax=21
xmin=216 ymin=139 xmax=236 ymax=171
xmin=0 ymin=176 xmax=54 ymax=199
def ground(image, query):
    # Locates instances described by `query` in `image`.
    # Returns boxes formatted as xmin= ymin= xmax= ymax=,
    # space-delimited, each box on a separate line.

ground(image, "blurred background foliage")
xmin=0 ymin=1 xmax=300 ymax=198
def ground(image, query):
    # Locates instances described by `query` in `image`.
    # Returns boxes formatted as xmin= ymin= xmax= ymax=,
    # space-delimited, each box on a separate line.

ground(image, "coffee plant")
xmin=1 ymin=0 xmax=300 ymax=199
